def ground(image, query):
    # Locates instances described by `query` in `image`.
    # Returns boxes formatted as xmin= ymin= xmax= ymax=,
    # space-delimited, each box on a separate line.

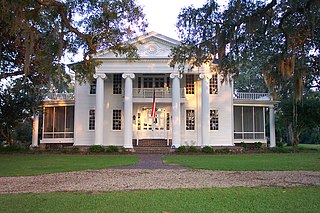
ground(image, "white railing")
xmin=133 ymin=88 xmax=185 ymax=98
xmin=234 ymin=92 xmax=271 ymax=101
xmin=45 ymin=93 xmax=75 ymax=101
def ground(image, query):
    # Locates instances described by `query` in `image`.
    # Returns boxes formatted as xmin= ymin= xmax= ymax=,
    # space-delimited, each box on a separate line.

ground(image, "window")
xmin=186 ymin=75 xmax=194 ymax=94
xmin=43 ymin=106 xmax=74 ymax=138
xmin=210 ymin=110 xmax=219 ymax=130
xmin=137 ymin=113 xmax=141 ymax=130
xmin=234 ymin=106 xmax=265 ymax=140
xmin=113 ymin=74 xmax=122 ymax=94
xmin=113 ymin=109 xmax=122 ymax=130
xmin=89 ymin=109 xmax=95 ymax=130
xmin=166 ymin=113 xmax=170 ymax=130
xmin=186 ymin=110 xmax=195 ymax=130
xmin=210 ymin=73 xmax=218 ymax=94
xmin=90 ymin=79 xmax=96 ymax=94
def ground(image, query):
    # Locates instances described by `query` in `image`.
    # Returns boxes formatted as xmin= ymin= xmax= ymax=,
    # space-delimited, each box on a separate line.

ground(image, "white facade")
xmin=37 ymin=32 xmax=276 ymax=148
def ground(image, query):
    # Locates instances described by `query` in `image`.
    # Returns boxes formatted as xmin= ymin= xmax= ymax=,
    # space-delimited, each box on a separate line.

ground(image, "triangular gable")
xmin=94 ymin=31 xmax=179 ymax=59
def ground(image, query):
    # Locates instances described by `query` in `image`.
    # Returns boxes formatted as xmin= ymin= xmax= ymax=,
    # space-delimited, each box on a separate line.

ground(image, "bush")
xmin=254 ymin=142 xmax=263 ymax=149
xmin=105 ymin=146 xmax=119 ymax=153
xmin=175 ymin=146 xmax=187 ymax=153
xmin=201 ymin=146 xmax=213 ymax=153
xmin=89 ymin=145 xmax=105 ymax=153
xmin=0 ymin=145 xmax=25 ymax=153
xmin=240 ymin=142 xmax=248 ymax=150
xmin=187 ymin=146 xmax=199 ymax=152
xmin=216 ymin=148 xmax=230 ymax=154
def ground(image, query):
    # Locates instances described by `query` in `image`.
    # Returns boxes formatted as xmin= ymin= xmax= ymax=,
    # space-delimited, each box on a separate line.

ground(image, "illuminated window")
xmin=186 ymin=110 xmax=195 ymax=130
xmin=210 ymin=110 xmax=219 ymax=130
xmin=210 ymin=73 xmax=218 ymax=94
xmin=113 ymin=109 xmax=122 ymax=130
xmin=186 ymin=75 xmax=194 ymax=94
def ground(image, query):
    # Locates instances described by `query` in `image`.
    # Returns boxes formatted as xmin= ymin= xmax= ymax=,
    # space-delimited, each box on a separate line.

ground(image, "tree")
xmin=171 ymin=0 xmax=320 ymax=146
xmin=0 ymin=0 xmax=147 ymax=84
xmin=0 ymin=79 xmax=45 ymax=144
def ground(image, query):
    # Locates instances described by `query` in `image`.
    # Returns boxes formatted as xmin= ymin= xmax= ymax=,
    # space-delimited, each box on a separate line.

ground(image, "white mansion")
xmin=31 ymin=32 xmax=277 ymax=149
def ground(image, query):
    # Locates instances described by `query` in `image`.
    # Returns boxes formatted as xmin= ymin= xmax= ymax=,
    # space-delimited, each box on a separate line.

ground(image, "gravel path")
xmin=1 ymin=155 xmax=320 ymax=194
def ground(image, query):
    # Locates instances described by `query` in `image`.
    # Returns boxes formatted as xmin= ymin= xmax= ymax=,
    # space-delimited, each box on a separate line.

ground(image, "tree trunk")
xmin=287 ymin=123 xmax=294 ymax=146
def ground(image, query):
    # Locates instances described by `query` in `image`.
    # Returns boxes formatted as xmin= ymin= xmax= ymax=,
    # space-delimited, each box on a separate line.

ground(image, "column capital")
xmin=199 ymin=73 xmax=212 ymax=80
xmin=170 ymin=73 xmax=182 ymax=79
xmin=122 ymin=73 xmax=135 ymax=79
xmin=93 ymin=73 xmax=107 ymax=79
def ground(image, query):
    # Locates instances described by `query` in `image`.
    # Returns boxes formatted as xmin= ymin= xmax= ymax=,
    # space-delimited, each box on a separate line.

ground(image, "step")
xmin=133 ymin=147 xmax=173 ymax=154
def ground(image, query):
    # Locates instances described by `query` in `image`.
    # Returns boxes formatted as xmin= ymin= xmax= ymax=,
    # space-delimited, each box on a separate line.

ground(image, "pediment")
xmin=94 ymin=32 xmax=179 ymax=59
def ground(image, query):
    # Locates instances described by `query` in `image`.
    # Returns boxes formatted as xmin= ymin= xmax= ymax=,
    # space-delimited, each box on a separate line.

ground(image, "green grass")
xmin=164 ymin=153 xmax=320 ymax=171
xmin=0 ymin=154 xmax=139 ymax=176
xmin=0 ymin=187 xmax=319 ymax=212
xmin=299 ymin=144 xmax=320 ymax=150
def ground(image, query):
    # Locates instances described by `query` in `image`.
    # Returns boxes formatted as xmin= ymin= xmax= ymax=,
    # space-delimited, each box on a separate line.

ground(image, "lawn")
xmin=299 ymin=144 xmax=320 ymax=150
xmin=0 ymin=154 xmax=139 ymax=176
xmin=0 ymin=187 xmax=319 ymax=212
xmin=163 ymin=153 xmax=320 ymax=171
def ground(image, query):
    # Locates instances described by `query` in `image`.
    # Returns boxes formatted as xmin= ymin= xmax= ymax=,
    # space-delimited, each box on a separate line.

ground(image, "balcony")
xmin=234 ymin=92 xmax=271 ymax=101
xmin=44 ymin=93 xmax=75 ymax=101
xmin=133 ymin=88 xmax=186 ymax=98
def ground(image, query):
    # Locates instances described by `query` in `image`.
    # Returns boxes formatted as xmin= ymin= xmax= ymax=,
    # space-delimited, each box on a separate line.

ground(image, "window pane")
xmin=210 ymin=74 xmax=218 ymax=94
xmin=234 ymin=106 xmax=242 ymax=132
xmin=90 ymin=79 xmax=96 ymax=94
xmin=186 ymin=110 xmax=195 ymax=130
xmin=44 ymin=107 xmax=54 ymax=132
xmin=89 ymin=109 xmax=95 ymax=130
xmin=113 ymin=74 xmax=122 ymax=94
xmin=113 ymin=109 xmax=122 ymax=130
xmin=54 ymin=107 xmax=65 ymax=132
xmin=254 ymin=107 xmax=264 ymax=132
xmin=243 ymin=106 xmax=253 ymax=132
xmin=210 ymin=110 xmax=219 ymax=130
xmin=185 ymin=75 xmax=194 ymax=94
xmin=66 ymin=106 xmax=74 ymax=132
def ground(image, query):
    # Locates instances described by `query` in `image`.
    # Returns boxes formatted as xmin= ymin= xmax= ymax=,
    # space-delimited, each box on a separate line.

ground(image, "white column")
xmin=123 ymin=73 xmax=135 ymax=148
xmin=170 ymin=73 xmax=181 ymax=148
xmin=31 ymin=113 xmax=39 ymax=147
xmin=199 ymin=73 xmax=211 ymax=147
xmin=93 ymin=73 xmax=106 ymax=145
xmin=269 ymin=105 xmax=276 ymax=148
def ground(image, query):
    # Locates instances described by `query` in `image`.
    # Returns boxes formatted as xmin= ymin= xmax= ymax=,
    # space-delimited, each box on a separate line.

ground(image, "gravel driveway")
xmin=1 ymin=154 xmax=320 ymax=194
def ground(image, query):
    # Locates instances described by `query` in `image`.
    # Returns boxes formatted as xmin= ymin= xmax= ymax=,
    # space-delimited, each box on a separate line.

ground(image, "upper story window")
xmin=210 ymin=73 xmax=218 ymax=94
xmin=186 ymin=109 xmax=195 ymax=130
xmin=185 ymin=75 xmax=194 ymax=94
xmin=89 ymin=79 xmax=96 ymax=94
xmin=89 ymin=109 xmax=95 ymax=130
xmin=113 ymin=74 xmax=122 ymax=94
xmin=210 ymin=110 xmax=219 ymax=130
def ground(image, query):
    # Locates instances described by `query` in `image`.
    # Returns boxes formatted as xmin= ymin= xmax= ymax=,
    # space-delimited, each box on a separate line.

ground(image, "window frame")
xmin=209 ymin=73 xmax=218 ymax=94
xmin=88 ymin=109 xmax=95 ymax=131
xmin=185 ymin=109 xmax=195 ymax=131
xmin=113 ymin=74 xmax=122 ymax=95
xmin=112 ymin=109 xmax=122 ymax=131
xmin=210 ymin=109 xmax=219 ymax=131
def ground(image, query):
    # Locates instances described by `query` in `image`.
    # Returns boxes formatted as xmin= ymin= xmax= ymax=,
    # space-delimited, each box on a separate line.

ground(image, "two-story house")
xmin=32 ymin=32 xmax=277 ymax=149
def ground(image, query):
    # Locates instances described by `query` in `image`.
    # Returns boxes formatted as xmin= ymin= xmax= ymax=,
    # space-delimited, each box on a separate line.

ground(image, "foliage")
xmin=0 ymin=79 xmax=44 ymax=144
xmin=0 ymin=155 xmax=139 ymax=176
xmin=187 ymin=146 xmax=199 ymax=152
xmin=175 ymin=146 xmax=187 ymax=153
xmin=240 ymin=142 xmax=248 ymax=150
xmin=254 ymin=142 xmax=263 ymax=149
xmin=88 ymin=145 xmax=105 ymax=153
xmin=171 ymin=0 xmax=320 ymax=146
xmin=0 ymin=0 xmax=147 ymax=83
xmin=1 ymin=187 xmax=320 ymax=212
xmin=105 ymin=146 xmax=119 ymax=153
xmin=201 ymin=146 xmax=214 ymax=153
xmin=164 ymin=154 xmax=320 ymax=171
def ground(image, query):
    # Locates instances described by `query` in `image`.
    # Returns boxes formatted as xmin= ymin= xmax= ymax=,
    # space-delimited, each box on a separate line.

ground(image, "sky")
xmin=137 ymin=0 xmax=208 ymax=40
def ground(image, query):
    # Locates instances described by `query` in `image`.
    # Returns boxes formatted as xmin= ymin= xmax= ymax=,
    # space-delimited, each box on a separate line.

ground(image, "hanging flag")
xmin=151 ymin=89 xmax=156 ymax=118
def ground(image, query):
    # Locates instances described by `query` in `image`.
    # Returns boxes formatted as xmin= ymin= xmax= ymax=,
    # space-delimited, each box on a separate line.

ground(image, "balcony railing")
xmin=234 ymin=92 xmax=271 ymax=101
xmin=133 ymin=88 xmax=185 ymax=98
xmin=45 ymin=93 xmax=75 ymax=101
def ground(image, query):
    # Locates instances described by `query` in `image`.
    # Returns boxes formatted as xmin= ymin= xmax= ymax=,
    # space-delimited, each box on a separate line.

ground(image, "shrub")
xmin=216 ymin=148 xmax=230 ymax=154
xmin=254 ymin=142 xmax=263 ymax=149
xmin=201 ymin=146 xmax=213 ymax=153
xmin=105 ymin=146 xmax=119 ymax=153
xmin=187 ymin=146 xmax=199 ymax=152
xmin=240 ymin=142 xmax=248 ymax=150
xmin=175 ymin=146 xmax=187 ymax=153
xmin=89 ymin=145 xmax=105 ymax=153
xmin=0 ymin=145 xmax=25 ymax=153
